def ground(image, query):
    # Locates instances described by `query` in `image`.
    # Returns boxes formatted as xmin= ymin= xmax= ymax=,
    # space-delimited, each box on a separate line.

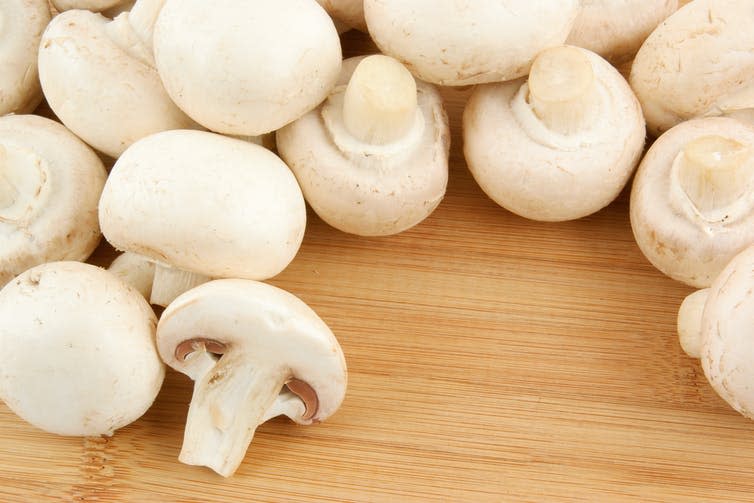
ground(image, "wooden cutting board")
xmin=8 ymin=7 xmax=754 ymax=502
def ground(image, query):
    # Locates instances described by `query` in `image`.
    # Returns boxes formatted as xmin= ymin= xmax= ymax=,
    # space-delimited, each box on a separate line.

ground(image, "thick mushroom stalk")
xmin=149 ymin=264 xmax=210 ymax=307
xmin=677 ymin=288 xmax=710 ymax=358
xmin=105 ymin=0 xmax=166 ymax=66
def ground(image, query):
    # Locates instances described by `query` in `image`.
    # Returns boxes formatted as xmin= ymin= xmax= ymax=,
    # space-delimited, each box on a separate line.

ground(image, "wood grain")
xmin=6 ymin=7 xmax=754 ymax=502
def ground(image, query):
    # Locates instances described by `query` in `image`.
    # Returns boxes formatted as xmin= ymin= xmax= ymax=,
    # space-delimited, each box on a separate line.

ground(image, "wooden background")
xmin=7 ymin=8 xmax=754 ymax=502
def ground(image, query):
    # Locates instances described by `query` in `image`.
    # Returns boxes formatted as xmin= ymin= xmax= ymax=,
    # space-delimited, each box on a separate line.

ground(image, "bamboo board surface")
xmin=7 ymin=8 xmax=754 ymax=502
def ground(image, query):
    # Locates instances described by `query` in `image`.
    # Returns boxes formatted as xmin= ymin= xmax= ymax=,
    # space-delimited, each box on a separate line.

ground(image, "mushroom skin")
xmin=277 ymin=55 xmax=450 ymax=237
xmin=316 ymin=0 xmax=366 ymax=31
xmin=50 ymin=0 xmax=133 ymax=13
xmin=630 ymin=0 xmax=754 ymax=137
xmin=363 ymin=0 xmax=580 ymax=86
xmin=153 ymin=0 xmax=342 ymax=136
xmin=157 ymin=279 xmax=347 ymax=477
xmin=463 ymin=46 xmax=645 ymax=222
xmin=0 ymin=262 xmax=165 ymax=436
xmin=630 ymin=117 xmax=754 ymax=288
xmin=566 ymin=0 xmax=678 ymax=62
xmin=0 ymin=115 xmax=106 ymax=288
xmin=0 ymin=0 xmax=50 ymax=116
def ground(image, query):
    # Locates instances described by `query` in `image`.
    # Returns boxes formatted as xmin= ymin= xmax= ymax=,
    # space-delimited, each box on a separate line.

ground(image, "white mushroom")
xmin=566 ymin=0 xmax=678 ymax=62
xmin=363 ymin=0 xmax=580 ymax=86
xmin=38 ymin=0 xmax=198 ymax=158
xmin=0 ymin=0 xmax=50 ymax=116
xmin=157 ymin=279 xmax=347 ymax=477
xmin=0 ymin=114 xmax=106 ymax=288
xmin=108 ymin=252 xmax=155 ymax=299
xmin=630 ymin=0 xmax=754 ymax=137
xmin=276 ymin=55 xmax=449 ymax=236
xmin=630 ymin=117 xmax=754 ymax=287
xmin=0 ymin=261 xmax=165 ymax=436
xmin=677 ymin=244 xmax=754 ymax=418
xmin=463 ymin=45 xmax=645 ymax=222
xmin=316 ymin=0 xmax=365 ymax=31
xmin=98 ymin=129 xmax=307 ymax=306
xmin=153 ymin=0 xmax=342 ymax=136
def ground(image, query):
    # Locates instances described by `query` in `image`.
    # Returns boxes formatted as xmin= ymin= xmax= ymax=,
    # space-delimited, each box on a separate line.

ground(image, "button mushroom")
xmin=363 ymin=0 xmax=580 ymax=86
xmin=38 ymin=0 xmax=198 ymax=158
xmin=156 ymin=279 xmax=347 ymax=477
xmin=276 ymin=55 xmax=450 ymax=236
xmin=152 ymin=0 xmax=342 ymax=136
xmin=630 ymin=117 xmax=754 ymax=287
xmin=677 ymin=244 xmax=754 ymax=419
xmin=630 ymin=0 xmax=754 ymax=137
xmin=463 ymin=45 xmax=645 ymax=222
xmin=0 ymin=114 xmax=106 ymax=288
xmin=98 ymin=129 xmax=307 ymax=306
xmin=0 ymin=261 xmax=165 ymax=436
xmin=566 ymin=0 xmax=678 ymax=62
xmin=316 ymin=0 xmax=365 ymax=31
xmin=0 ymin=0 xmax=50 ymax=116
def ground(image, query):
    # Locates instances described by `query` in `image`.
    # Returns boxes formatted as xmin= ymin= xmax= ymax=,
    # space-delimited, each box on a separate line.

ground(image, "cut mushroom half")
xmin=157 ymin=279 xmax=347 ymax=477
xmin=463 ymin=45 xmax=645 ymax=221
xmin=277 ymin=55 xmax=450 ymax=236
xmin=630 ymin=117 xmax=754 ymax=287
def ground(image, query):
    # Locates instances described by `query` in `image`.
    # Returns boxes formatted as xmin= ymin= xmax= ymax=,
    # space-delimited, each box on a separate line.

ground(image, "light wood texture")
xmin=8 ymin=10 xmax=754 ymax=502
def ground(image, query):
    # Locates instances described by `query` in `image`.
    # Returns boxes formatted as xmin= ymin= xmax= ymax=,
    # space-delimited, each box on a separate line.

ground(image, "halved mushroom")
xmin=0 ymin=261 xmax=165 ymax=436
xmin=630 ymin=0 xmax=754 ymax=136
xmin=38 ymin=0 xmax=198 ymax=157
xmin=276 ymin=55 xmax=450 ymax=236
xmin=152 ymin=0 xmax=342 ymax=136
xmin=316 ymin=0 xmax=365 ymax=31
xmin=0 ymin=114 xmax=106 ymax=288
xmin=463 ymin=46 xmax=645 ymax=222
xmin=0 ymin=0 xmax=50 ymax=116
xmin=630 ymin=117 xmax=754 ymax=287
xmin=364 ymin=0 xmax=580 ymax=86
xmin=157 ymin=279 xmax=347 ymax=477
xmin=98 ymin=129 xmax=307 ymax=306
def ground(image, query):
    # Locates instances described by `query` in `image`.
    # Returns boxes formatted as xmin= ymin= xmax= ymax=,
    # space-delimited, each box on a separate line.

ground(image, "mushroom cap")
xmin=276 ymin=56 xmax=450 ymax=236
xmin=630 ymin=117 xmax=754 ymax=288
xmin=363 ymin=0 xmax=580 ymax=86
xmin=50 ymin=0 xmax=131 ymax=12
xmin=0 ymin=114 xmax=106 ymax=288
xmin=316 ymin=0 xmax=365 ymax=31
xmin=157 ymin=279 xmax=347 ymax=425
xmin=0 ymin=0 xmax=50 ymax=115
xmin=153 ymin=0 xmax=342 ymax=136
xmin=630 ymin=0 xmax=754 ymax=137
xmin=99 ymin=129 xmax=306 ymax=280
xmin=566 ymin=0 xmax=677 ymax=62
xmin=0 ymin=261 xmax=164 ymax=436
xmin=463 ymin=46 xmax=645 ymax=222
xmin=697 ymin=245 xmax=754 ymax=418
xmin=38 ymin=9 xmax=198 ymax=158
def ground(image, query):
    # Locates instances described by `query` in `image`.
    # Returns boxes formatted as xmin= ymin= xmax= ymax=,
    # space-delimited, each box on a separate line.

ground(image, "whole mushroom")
xmin=277 ymin=55 xmax=450 ymax=236
xmin=463 ymin=45 xmax=645 ymax=221
xmin=157 ymin=279 xmax=347 ymax=477
xmin=630 ymin=117 xmax=754 ymax=287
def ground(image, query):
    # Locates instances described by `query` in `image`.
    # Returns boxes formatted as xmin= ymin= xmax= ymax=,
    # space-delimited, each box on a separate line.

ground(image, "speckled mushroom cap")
xmin=364 ymin=0 xmax=580 ymax=86
xmin=463 ymin=46 xmax=645 ymax=222
xmin=0 ymin=0 xmax=50 ymax=115
xmin=276 ymin=56 xmax=450 ymax=237
xmin=316 ymin=0 xmax=365 ymax=31
xmin=0 ymin=115 xmax=106 ymax=288
xmin=630 ymin=0 xmax=754 ymax=137
xmin=631 ymin=117 xmax=754 ymax=288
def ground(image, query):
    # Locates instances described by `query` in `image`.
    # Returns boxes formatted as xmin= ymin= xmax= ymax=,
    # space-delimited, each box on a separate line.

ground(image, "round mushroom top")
xmin=0 ymin=114 xmax=106 ymax=288
xmin=0 ymin=261 xmax=164 ymax=436
xmin=630 ymin=0 xmax=754 ymax=136
xmin=157 ymin=279 xmax=347 ymax=424
xmin=99 ymin=129 xmax=307 ymax=280
xmin=630 ymin=117 xmax=754 ymax=288
xmin=153 ymin=0 xmax=342 ymax=135
xmin=364 ymin=0 xmax=580 ymax=86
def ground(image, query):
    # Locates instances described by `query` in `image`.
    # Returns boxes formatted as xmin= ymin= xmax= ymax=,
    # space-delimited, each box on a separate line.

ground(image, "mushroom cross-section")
xmin=157 ymin=279 xmax=347 ymax=477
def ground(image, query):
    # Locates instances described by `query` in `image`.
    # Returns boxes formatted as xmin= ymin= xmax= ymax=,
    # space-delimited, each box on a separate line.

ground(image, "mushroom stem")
xmin=527 ymin=46 xmax=600 ymax=135
xmin=676 ymin=135 xmax=754 ymax=217
xmin=179 ymin=353 xmax=287 ymax=477
xmin=104 ymin=0 xmax=165 ymax=66
xmin=677 ymin=288 xmax=710 ymax=359
xmin=342 ymin=55 xmax=418 ymax=145
xmin=127 ymin=0 xmax=166 ymax=49
xmin=108 ymin=253 xmax=156 ymax=299
xmin=149 ymin=264 xmax=211 ymax=307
